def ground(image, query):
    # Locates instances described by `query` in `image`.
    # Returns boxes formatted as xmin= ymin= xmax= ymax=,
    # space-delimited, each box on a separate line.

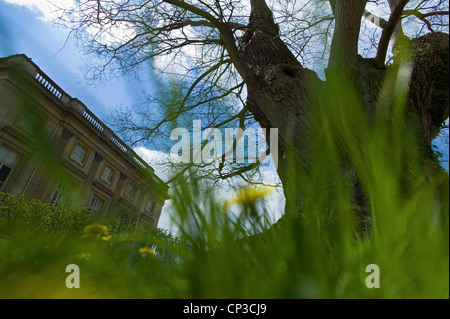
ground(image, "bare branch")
xmin=375 ymin=0 xmax=410 ymax=68
xmin=402 ymin=9 xmax=449 ymax=32
xmin=163 ymin=0 xmax=251 ymax=80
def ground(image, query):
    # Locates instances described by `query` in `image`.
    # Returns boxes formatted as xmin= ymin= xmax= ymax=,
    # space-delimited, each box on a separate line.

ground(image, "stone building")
xmin=0 ymin=54 xmax=168 ymax=229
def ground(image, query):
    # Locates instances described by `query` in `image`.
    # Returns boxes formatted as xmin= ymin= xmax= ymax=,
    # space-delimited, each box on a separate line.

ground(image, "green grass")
xmin=0 ymin=62 xmax=448 ymax=299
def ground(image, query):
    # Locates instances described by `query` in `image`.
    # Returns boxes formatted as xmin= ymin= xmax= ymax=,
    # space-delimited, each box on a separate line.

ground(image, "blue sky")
xmin=0 ymin=0 xmax=151 ymax=121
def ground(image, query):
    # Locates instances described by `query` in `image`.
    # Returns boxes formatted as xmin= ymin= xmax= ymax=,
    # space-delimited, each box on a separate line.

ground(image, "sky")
xmin=0 ymin=0 xmax=447 ymax=233
xmin=0 ymin=1 xmax=150 ymax=118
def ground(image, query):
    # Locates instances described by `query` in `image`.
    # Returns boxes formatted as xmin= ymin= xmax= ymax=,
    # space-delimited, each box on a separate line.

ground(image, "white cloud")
xmin=2 ymin=0 xmax=134 ymax=47
xmin=133 ymin=147 xmax=171 ymax=179
xmin=2 ymin=0 xmax=74 ymax=21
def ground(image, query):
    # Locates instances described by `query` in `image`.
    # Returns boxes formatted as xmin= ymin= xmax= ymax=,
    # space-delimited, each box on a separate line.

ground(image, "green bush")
xmin=0 ymin=193 xmax=93 ymax=239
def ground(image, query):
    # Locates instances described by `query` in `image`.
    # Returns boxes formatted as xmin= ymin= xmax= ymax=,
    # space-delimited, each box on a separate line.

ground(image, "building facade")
xmin=0 ymin=54 xmax=168 ymax=229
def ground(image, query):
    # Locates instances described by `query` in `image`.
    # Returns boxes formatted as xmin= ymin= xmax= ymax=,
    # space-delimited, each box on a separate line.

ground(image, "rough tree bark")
xmin=237 ymin=0 xmax=448 ymax=233
xmin=240 ymin=0 xmax=324 ymax=224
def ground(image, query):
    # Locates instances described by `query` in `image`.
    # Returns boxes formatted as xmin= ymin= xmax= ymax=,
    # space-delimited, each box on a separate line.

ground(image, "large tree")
xmin=57 ymin=0 xmax=449 ymax=231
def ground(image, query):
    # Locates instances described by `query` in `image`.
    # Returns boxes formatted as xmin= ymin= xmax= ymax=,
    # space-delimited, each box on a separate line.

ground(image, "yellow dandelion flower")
xmin=82 ymin=223 xmax=111 ymax=241
xmin=226 ymin=186 xmax=272 ymax=207
xmin=139 ymin=246 xmax=156 ymax=257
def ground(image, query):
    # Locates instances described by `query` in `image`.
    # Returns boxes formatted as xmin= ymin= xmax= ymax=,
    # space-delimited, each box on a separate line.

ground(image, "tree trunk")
xmin=327 ymin=0 xmax=367 ymax=75
xmin=239 ymin=0 xmax=449 ymax=234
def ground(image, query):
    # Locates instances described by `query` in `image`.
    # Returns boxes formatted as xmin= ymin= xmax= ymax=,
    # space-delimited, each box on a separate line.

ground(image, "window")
xmin=88 ymin=195 xmax=103 ymax=217
xmin=101 ymin=165 xmax=114 ymax=184
xmin=0 ymin=145 xmax=19 ymax=166
xmin=145 ymin=200 xmax=153 ymax=215
xmin=50 ymin=179 xmax=76 ymax=205
xmin=16 ymin=108 xmax=41 ymax=133
xmin=0 ymin=145 xmax=19 ymax=190
xmin=70 ymin=143 xmax=88 ymax=165
xmin=0 ymin=165 xmax=12 ymax=190
xmin=115 ymin=212 xmax=127 ymax=223
xmin=125 ymin=183 xmax=135 ymax=199
xmin=50 ymin=180 xmax=67 ymax=204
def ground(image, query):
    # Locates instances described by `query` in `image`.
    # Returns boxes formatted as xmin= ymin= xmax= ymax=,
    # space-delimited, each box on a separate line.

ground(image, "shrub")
xmin=0 ymin=193 xmax=93 ymax=239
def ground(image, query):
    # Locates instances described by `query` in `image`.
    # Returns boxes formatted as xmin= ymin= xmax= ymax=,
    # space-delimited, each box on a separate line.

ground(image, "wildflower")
xmin=139 ymin=246 xmax=156 ymax=257
xmin=224 ymin=186 xmax=272 ymax=218
xmin=82 ymin=223 xmax=111 ymax=241
xmin=226 ymin=186 xmax=272 ymax=207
